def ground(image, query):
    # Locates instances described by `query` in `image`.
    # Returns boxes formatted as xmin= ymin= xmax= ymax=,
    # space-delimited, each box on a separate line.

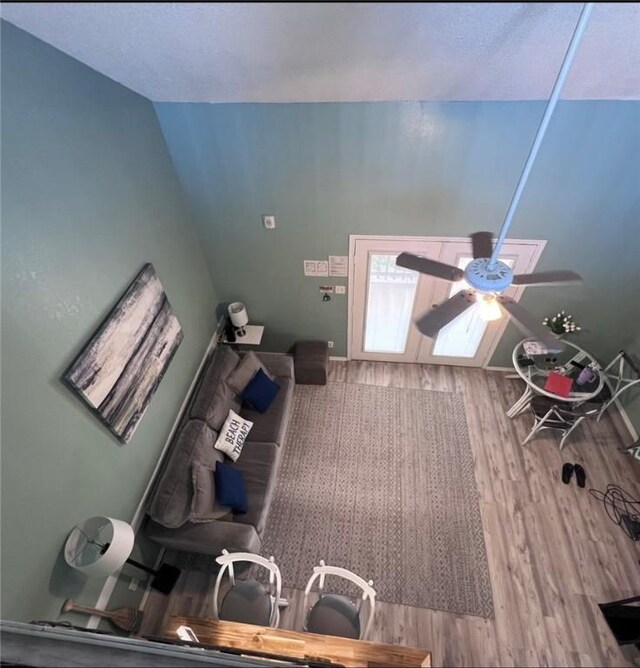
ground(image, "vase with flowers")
xmin=542 ymin=310 xmax=581 ymax=336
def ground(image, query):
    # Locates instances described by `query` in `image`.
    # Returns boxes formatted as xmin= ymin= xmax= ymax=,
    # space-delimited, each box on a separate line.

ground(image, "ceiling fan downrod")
xmin=487 ymin=2 xmax=594 ymax=270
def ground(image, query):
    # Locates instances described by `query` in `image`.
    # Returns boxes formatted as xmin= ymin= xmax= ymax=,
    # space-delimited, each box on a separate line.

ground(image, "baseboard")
xmin=87 ymin=321 xmax=222 ymax=629
xmin=483 ymin=365 xmax=514 ymax=372
xmin=329 ymin=356 xmax=348 ymax=362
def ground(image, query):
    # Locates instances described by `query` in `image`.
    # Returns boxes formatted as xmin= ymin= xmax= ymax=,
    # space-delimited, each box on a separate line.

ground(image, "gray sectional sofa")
xmin=143 ymin=345 xmax=295 ymax=556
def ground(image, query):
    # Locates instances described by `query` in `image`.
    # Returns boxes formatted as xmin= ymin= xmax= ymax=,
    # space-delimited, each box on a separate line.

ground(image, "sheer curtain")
xmin=364 ymin=254 xmax=418 ymax=353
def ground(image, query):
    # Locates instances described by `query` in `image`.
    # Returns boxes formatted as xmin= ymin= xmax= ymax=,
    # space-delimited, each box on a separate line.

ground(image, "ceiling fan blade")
xmin=497 ymin=296 xmax=564 ymax=353
xmin=396 ymin=253 xmax=464 ymax=282
xmin=470 ymin=231 xmax=494 ymax=259
xmin=511 ymin=270 xmax=582 ymax=286
xmin=415 ymin=290 xmax=476 ymax=338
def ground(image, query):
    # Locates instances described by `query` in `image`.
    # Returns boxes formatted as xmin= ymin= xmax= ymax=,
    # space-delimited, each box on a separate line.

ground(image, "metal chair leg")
xmin=522 ymin=423 xmax=540 ymax=445
xmin=559 ymin=417 xmax=584 ymax=450
xmin=522 ymin=408 xmax=554 ymax=445
xmin=596 ymin=397 xmax=614 ymax=422
xmin=507 ymin=387 xmax=533 ymax=419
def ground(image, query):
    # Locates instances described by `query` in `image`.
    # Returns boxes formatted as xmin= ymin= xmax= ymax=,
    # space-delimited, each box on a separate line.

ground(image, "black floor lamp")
xmin=64 ymin=516 xmax=180 ymax=595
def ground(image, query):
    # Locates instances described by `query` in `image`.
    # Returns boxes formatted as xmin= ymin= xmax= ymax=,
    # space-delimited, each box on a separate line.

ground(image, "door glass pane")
xmin=364 ymin=254 xmax=418 ymax=353
xmin=432 ymin=256 xmax=515 ymax=358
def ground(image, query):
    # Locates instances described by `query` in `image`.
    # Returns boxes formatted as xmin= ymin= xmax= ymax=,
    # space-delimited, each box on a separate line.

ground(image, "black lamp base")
xmin=125 ymin=557 xmax=181 ymax=595
xmin=150 ymin=563 xmax=181 ymax=595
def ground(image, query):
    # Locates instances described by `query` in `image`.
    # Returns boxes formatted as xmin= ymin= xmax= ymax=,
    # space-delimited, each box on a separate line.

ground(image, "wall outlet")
xmin=262 ymin=215 xmax=276 ymax=229
xmin=328 ymin=341 xmax=334 ymax=348
xmin=128 ymin=577 xmax=139 ymax=592
xmin=335 ymin=285 xmax=346 ymax=295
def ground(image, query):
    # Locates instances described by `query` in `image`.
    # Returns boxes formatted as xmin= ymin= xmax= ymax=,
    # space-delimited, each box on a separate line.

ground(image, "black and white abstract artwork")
xmin=64 ymin=263 xmax=183 ymax=444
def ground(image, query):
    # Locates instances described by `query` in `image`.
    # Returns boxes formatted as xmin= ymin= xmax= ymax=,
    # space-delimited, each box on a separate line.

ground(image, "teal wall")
xmin=154 ymin=100 xmax=640 ymax=386
xmin=1 ymin=22 xmax=218 ymax=622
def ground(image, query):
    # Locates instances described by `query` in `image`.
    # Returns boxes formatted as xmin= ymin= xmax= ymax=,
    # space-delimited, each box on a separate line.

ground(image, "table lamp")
xmin=228 ymin=302 xmax=249 ymax=337
xmin=64 ymin=516 xmax=180 ymax=594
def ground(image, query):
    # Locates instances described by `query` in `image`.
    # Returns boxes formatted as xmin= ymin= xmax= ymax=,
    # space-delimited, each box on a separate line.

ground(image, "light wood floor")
xmin=139 ymin=360 xmax=640 ymax=667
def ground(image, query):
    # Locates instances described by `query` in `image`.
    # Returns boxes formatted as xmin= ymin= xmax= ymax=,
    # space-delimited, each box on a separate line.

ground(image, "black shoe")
xmin=562 ymin=463 xmax=574 ymax=484
xmin=574 ymin=464 xmax=586 ymax=488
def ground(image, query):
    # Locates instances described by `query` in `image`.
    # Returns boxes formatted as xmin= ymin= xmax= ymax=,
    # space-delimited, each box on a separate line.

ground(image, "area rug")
xmin=261 ymin=382 xmax=494 ymax=618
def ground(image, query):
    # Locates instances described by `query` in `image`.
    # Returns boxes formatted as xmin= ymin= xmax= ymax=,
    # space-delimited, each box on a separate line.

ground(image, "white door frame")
xmin=347 ymin=234 xmax=547 ymax=367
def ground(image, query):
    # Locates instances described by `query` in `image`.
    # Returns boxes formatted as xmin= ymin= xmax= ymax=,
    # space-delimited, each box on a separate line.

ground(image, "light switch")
xmin=263 ymin=215 xmax=276 ymax=229
xmin=335 ymin=285 xmax=346 ymax=294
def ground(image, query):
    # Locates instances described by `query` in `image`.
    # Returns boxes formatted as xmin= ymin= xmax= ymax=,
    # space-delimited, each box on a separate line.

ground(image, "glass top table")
xmin=506 ymin=337 xmax=605 ymax=418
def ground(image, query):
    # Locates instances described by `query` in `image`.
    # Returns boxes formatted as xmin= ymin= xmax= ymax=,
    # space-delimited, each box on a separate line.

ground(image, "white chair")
xmin=522 ymin=396 xmax=601 ymax=450
xmin=212 ymin=550 xmax=286 ymax=628
xmin=596 ymin=350 xmax=640 ymax=422
xmin=302 ymin=560 xmax=376 ymax=640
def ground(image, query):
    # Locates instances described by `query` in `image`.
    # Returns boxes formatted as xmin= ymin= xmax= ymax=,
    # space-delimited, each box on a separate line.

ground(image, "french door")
xmin=349 ymin=236 xmax=545 ymax=367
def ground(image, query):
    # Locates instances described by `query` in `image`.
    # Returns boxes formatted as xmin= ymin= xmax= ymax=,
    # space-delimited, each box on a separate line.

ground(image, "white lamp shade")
xmin=64 ymin=516 xmax=135 ymax=577
xmin=228 ymin=302 xmax=249 ymax=328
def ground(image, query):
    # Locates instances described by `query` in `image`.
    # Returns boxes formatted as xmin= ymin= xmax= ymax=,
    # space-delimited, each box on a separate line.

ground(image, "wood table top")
xmin=163 ymin=615 xmax=432 ymax=668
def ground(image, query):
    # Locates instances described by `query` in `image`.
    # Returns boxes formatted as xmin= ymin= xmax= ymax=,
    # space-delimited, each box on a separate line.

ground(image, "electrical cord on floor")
xmin=589 ymin=484 xmax=640 ymax=541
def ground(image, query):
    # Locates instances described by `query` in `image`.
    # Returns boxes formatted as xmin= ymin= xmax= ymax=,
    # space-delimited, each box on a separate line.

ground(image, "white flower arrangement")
xmin=542 ymin=310 xmax=581 ymax=335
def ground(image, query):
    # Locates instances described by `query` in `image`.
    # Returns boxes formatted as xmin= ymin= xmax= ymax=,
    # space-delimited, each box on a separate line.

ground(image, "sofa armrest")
xmin=256 ymin=352 xmax=295 ymax=381
xmin=144 ymin=517 xmax=261 ymax=555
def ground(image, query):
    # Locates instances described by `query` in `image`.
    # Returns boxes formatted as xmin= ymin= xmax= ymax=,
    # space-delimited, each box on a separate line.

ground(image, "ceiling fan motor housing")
xmin=464 ymin=258 xmax=513 ymax=294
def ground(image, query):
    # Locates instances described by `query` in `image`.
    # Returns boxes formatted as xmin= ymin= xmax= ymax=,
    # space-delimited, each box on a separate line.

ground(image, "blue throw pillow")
xmin=241 ymin=368 xmax=280 ymax=413
xmin=214 ymin=461 xmax=247 ymax=514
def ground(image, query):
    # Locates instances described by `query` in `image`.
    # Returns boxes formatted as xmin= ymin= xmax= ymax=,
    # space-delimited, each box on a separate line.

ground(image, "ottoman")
xmin=294 ymin=340 xmax=329 ymax=385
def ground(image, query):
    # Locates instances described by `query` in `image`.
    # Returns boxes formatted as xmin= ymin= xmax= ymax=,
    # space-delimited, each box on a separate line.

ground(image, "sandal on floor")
xmin=574 ymin=464 xmax=586 ymax=488
xmin=562 ymin=463 xmax=574 ymax=485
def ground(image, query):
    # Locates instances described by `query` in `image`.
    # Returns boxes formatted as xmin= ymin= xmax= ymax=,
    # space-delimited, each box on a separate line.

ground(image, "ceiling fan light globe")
xmin=477 ymin=294 xmax=503 ymax=322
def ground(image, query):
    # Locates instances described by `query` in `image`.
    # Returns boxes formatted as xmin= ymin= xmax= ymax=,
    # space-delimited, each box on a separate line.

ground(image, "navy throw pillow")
xmin=241 ymin=368 xmax=280 ymax=413
xmin=214 ymin=461 xmax=247 ymax=514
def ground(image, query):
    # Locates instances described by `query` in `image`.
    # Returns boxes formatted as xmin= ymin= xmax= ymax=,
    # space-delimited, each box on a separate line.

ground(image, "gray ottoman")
xmin=294 ymin=340 xmax=329 ymax=385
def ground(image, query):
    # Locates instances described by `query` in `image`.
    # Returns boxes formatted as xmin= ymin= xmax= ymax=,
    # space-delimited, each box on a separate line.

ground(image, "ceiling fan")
xmin=397 ymin=3 xmax=593 ymax=354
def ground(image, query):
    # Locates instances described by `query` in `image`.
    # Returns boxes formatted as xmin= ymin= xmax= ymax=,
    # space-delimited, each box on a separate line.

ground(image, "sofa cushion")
xmin=241 ymin=377 xmax=293 ymax=446
xmin=227 ymin=351 xmax=273 ymax=394
xmin=144 ymin=516 xmax=261 ymax=555
xmin=210 ymin=381 xmax=243 ymax=431
xmin=233 ymin=441 xmax=279 ymax=535
xmin=147 ymin=419 xmax=223 ymax=528
xmin=189 ymin=461 xmax=229 ymax=523
xmin=190 ymin=346 xmax=241 ymax=430
xmin=255 ymin=353 xmax=294 ymax=381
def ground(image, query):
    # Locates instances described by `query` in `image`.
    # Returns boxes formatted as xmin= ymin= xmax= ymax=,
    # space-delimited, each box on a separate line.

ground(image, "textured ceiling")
xmin=2 ymin=2 xmax=639 ymax=102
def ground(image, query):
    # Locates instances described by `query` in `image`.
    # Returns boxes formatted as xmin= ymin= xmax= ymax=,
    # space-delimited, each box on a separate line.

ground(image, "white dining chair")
xmin=302 ymin=560 xmax=376 ymax=640
xmin=522 ymin=396 xmax=602 ymax=450
xmin=212 ymin=550 xmax=286 ymax=628
xmin=596 ymin=350 xmax=640 ymax=422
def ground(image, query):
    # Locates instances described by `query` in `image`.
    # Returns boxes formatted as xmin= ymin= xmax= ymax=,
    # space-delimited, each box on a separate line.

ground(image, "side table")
xmin=218 ymin=324 xmax=264 ymax=351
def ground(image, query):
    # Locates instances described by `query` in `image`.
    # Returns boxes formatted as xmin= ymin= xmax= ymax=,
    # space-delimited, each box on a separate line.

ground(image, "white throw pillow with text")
xmin=214 ymin=409 xmax=253 ymax=462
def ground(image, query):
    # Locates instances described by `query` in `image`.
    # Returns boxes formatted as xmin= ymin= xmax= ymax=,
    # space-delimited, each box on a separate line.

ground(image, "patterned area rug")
xmin=261 ymin=382 xmax=494 ymax=618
